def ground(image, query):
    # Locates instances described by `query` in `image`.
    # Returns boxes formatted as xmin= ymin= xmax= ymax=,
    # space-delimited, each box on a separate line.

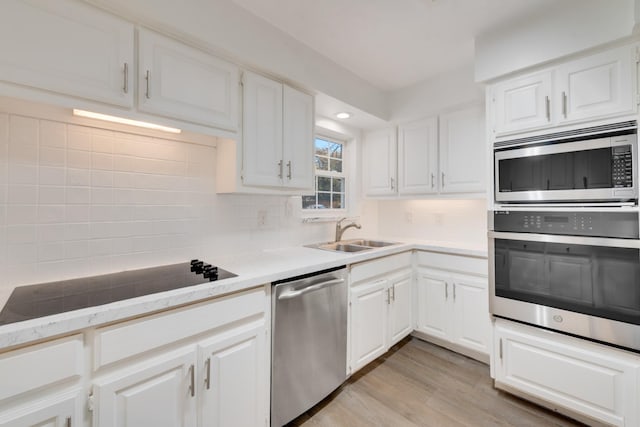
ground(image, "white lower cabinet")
xmin=349 ymin=252 xmax=413 ymax=374
xmin=0 ymin=390 xmax=83 ymax=427
xmin=493 ymin=318 xmax=640 ymax=426
xmin=414 ymin=251 xmax=490 ymax=362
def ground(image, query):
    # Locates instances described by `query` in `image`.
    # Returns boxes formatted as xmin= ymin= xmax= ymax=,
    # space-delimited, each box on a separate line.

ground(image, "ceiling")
xmin=231 ymin=0 xmax=558 ymax=92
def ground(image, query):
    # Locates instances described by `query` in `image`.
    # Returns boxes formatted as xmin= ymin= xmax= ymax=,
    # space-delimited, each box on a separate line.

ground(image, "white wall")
xmin=86 ymin=0 xmax=388 ymax=121
xmin=0 ymin=105 xmax=355 ymax=306
xmin=389 ymin=65 xmax=483 ymax=123
xmin=376 ymin=199 xmax=487 ymax=248
xmin=475 ymin=0 xmax=636 ymax=82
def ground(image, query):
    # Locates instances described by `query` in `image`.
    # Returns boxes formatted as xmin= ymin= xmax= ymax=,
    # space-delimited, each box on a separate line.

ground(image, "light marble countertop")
xmin=0 ymin=239 xmax=487 ymax=351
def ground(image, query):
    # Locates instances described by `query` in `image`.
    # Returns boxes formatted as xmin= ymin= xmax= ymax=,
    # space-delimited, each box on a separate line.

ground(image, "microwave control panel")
xmin=493 ymin=210 xmax=639 ymax=239
xmin=612 ymin=145 xmax=633 ymax=188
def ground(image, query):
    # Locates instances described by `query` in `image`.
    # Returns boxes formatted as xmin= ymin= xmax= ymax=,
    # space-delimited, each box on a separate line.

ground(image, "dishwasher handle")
xmin=277 ymin=278 xmax=345 ymax=300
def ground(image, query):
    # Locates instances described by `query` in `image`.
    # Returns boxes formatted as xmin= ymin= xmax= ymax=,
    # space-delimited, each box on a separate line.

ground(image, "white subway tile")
xmin=6 ymin=205 xmax=37 ymax=224
xmin=111 ymin=206 xmax=132 ymax=222
xmin=92 ymin=153 xmax=113 ymax=170
xmin=66 ymin=168 xmax=91 ymax=186
xmin=39 ymin=186 xmax=65 ymax=204
xmin=111 ymin=237 xmax=133 ymax=254
xmin=8 ymin=141 xmax=38 ymax=165
xmin=8 ymin=185 xmax=38 ymax=204
xmin=39 ymin=166 xmax=65 ymax=186
xmin=38 ymin=242 xmax=66 ymax=262
xmin=90 ymin=222 xmax=112 ymax=239
xmin=38 ymin=205 xmax=66 ymax=223
xmin=9 ymin=116 xmax=38 ymax=147
xmin=91 ymin=170 xmax=114 ymax=187
xmin=66 ymin=187 xmax=91 ymax=204
xmin=39 ymin=146 xmax=66 ymax=167
xmin=67 ymin=149 xmax=90 ymax=169
xmin=64 ymin=240 xmax=88 ymax=259
xmin=6 ymin=225 xmax=37 ymax=244
xmin=92 ymin=134 xmax=113 ymax=154
xmin=8 ymin=164 xmax=38 ymax=185
xmin=67 ymin=127 xmax=91 ymax=151
xmin=90 ymin=205 xmax=114 ymax=222
xmin=6 ymin=243 xmax=37 ymax=265
xmin=89 ymin=239 xmax=113 ymax=257
xmin=91 ymin=188 xmax=114 ymax=205
xmin=40 ymin=120 xmax=66 ymax=148
xmin=66 ymin=205 xmax=90 ymax=222
xmin=65 ymin=223 xmax=90 ymax=241
xmin=37 ymin=224 xmax=66 ymax=242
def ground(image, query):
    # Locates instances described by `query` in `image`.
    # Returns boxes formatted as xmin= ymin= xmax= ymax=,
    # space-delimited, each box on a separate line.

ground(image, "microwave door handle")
xmin=489 ymin=231 xmax=640 ymax=249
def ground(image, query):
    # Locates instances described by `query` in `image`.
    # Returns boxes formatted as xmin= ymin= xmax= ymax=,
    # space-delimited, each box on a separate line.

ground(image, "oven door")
xmin=494 ymin=135 xmax=636 ymax=203
xmin=489 ymin=231 xmax=640 ymax=350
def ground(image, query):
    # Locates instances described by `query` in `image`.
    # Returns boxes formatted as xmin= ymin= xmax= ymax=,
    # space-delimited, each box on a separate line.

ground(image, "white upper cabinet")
xmin=138 ymin=29 xmax=239 ymax=131
xmin=397 ymin=117 xmax=438 ymax=195
xmin=283 ymin=85 xmax=314 ymax=189
xmin=556 ymin=45 xmax=635 ymax=125
xmin=239 ymin=71 xmax=314 ymax=192
xmin=490 ymin=43 xmax=638 ymax=138
xmin=363 ymin=128 xmax=398 ymax=196
xmin=0 ymin=0 xmax=134 ymax=107
xmin=364 ymin=106 xmax=485 ymax=198
xmin=439 ymin=105 xmax=485 ymax=193
xmin=492 ymin=71 xmax=552 ymax=136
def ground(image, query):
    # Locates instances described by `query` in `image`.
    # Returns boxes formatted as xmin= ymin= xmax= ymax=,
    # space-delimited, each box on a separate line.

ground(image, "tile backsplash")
xmin=0 ymin=111 xmax=338 ymax=300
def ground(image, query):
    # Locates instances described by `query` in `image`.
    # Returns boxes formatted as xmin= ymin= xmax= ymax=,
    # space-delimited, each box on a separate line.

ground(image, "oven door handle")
xmin=488 ymin=231 xmax=640 ymax=249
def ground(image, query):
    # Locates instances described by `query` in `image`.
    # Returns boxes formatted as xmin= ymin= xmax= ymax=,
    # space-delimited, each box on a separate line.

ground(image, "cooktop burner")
xmin=0 ymin=260 xmax=236 ymax=326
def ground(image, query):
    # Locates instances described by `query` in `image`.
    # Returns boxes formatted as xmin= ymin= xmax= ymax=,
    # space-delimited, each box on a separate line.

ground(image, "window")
xmin=302 ymin=136 xmax=346 ymax=210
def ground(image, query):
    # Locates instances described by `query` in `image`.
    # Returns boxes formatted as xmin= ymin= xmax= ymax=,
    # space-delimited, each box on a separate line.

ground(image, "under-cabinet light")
xmin=335 ymin=112 xmax=352 ymax=119
xmin=73 ymin=109 xmax=182 ymax=134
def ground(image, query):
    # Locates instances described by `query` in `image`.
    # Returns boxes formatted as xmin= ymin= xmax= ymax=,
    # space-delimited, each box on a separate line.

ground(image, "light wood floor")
xmin=289 ymin=337 xmax=586 ymax=427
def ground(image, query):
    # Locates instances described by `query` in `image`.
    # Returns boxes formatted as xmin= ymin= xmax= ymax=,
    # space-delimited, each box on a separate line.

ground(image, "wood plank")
xmin=289 ymin=337 xmax=586 ymax=427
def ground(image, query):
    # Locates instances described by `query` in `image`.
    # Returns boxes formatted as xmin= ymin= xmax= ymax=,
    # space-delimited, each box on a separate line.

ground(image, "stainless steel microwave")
xmin=494 ymin=123 xmax=638 ymax=204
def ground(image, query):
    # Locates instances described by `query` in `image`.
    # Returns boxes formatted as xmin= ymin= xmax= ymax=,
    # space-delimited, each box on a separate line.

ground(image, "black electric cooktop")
xmin=0 ymin=260 xmax=236 ymax=326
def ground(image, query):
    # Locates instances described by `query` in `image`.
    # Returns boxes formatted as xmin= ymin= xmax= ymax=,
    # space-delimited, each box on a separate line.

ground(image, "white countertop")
xmin=0 ymin=240 xmax=487 ymax=351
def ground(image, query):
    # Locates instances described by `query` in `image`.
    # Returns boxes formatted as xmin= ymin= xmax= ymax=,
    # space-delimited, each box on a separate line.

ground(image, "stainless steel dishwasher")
xmin=271 ymin=266 xmax=347 ymax=427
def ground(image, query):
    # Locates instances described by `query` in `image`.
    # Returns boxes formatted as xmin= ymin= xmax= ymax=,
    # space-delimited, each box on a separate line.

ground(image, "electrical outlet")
xmin=257 ymin=210 xmax=267 ymax=227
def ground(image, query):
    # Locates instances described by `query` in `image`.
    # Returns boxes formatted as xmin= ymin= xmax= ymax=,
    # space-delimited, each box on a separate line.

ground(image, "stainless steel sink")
xmin=306 ymin=239 xmax=400 ymax=253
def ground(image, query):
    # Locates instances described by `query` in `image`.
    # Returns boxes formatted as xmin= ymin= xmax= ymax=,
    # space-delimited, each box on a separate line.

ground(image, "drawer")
xmin=0 ymin=334 xmax=83 ymax=402
xmin=350 ymin=252 xmax=412 ymax=285
xmin=93 ymin=286 xmax=266 ymax=370
xmin=416 ymin=251 xmax=487 ymax=276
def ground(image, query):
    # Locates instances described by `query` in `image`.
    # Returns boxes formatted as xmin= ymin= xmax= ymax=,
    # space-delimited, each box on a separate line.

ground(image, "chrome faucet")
xmin=335 ymin=217 xmax=361 ymax=242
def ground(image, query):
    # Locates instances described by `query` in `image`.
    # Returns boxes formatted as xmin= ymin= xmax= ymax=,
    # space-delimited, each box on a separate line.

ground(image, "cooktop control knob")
xmin=203 ymin=265 xmax=219 ymax=280
xmin=190 ymin=260 xmax=204 ymax=273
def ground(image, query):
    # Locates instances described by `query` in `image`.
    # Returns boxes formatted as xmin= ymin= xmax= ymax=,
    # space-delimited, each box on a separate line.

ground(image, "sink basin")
xmin=306 ymin=239 xmax=400 ymax=253
xmin=314 ymin=243 xmax=372 ymax=252
xmin=343 ymin=239 xmax=397 ymax=248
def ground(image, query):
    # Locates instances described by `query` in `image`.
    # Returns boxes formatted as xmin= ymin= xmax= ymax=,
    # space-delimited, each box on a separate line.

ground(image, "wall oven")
xmin=494 ymin=122 xmax=638 ymax=204
xmin=488 ymin=210 xmax=640 ymax=351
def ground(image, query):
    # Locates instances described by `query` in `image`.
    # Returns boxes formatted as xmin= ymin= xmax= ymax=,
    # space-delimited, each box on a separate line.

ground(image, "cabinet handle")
xmin=286 ymin=161 xmax=292 ymax=180
xmin=386 ymin=288 xmax=391 ymax=305
xmin=123 ymin=63 xmax=128 ymax=94
xmin=204 ymin=357 xmax=211 ymax=390
xmin=431 ymin=173 xmax=435 ymax=189
xmin=391 ymin=285 xmax=395 ymax=301
xmin=562 ymin=91 xmax=567 ymax=118
xmin=188 ymin=364 xmax=195 ymax=397
xmin=145 ymin=70 xmax=151 ymax=99
xmin=390 ymin=177 xmax=395 ymax=190
xmin=452 ymin=283 xmax=456 ymax=301
xmin=66 ymin=417 xmax=72 ymax=427
xmin=445 ymin=282 xmax=448 ymax=300
xmin=545 ymin=95 xmax=550 ymax=121
xmin=499 ymin=338 xmax=503 ymax=360
xmin=441 ymin=172 xmax=445 ymax=188
xmin=277 ymin=160 xmax=283 ymax=179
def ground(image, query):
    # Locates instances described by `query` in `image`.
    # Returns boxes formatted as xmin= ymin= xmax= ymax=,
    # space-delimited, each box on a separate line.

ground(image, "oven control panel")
xmin=612 ymin=145 xmax=633 ymax=188
xmin=493 ymin=210 xmax=639 ymax=238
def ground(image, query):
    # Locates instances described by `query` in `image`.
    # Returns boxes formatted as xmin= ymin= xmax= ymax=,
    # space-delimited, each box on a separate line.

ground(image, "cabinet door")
xmin=242 ymin=71 xmax=283 ymax=188
xmin=493 ymin=71 xmax=552 ymax=136
xmin=556 ymin=45 xmax=636 ymax=125
xmin=494 ymin=319 xmax=640 ymax=426
xmin=282 ymin=85 xmax=314 ymax=190
xmin=450 ymin=275 xmax=490 ymax=355
xmin=138 ymin=29 xmax=239 ymax=130
xmin=93 ymin=348 xmax=197 ymax=427
xmin=415 ymin=270 xmax=450 ymax=340
xmin=397 ymin=117 xmax=438 ymax=195
xmin=439 ymin=105 xmax=486 ymax=194
xmin=350 ymin=279 xmax=389 ymax=372
xmin=363 ymin=128 xmax=397 ymax=196
xmin=0 ymin=390 xmax=82 ymax=427
xmin=388 ymin=271 xmax=413 ymax=345
xmin=0 ymin=0 xmax=133 ymax=107
xmin=198 ymin=321 xmax=267 ymax=427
